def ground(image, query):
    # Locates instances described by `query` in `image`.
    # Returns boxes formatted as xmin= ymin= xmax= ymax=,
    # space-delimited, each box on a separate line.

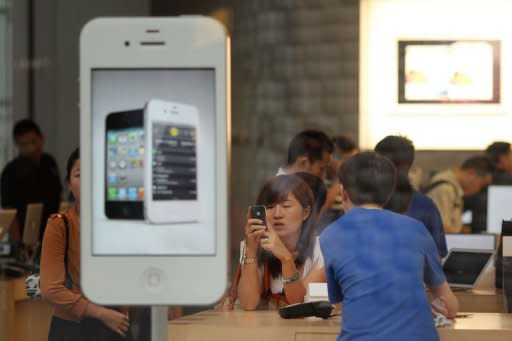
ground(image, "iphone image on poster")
xmin=144 ymin=99 xmax=199 ymax=224
xmin=80 ymin=17 xmax=229 ymax=305
xmin=105 ymin=109 xmax=144 ymax=220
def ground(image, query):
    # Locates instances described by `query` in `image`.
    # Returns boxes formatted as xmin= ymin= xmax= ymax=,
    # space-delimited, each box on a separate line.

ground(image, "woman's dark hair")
xmin=384 ymin=171 xmax=414 ymax=214
xmin=66 ymin=148 xmax=80 ymax=182
xmin=338 ymin=152 xmax=396 ymax=206
xmin=294 ymin=172 xmax=327 ymax=222
xmin=255 ymin=175 xmax=315 ymax=278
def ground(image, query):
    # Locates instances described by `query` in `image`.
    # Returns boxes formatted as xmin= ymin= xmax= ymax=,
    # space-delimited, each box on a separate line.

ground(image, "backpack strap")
xmin=421 ymin=179 xmax=457 ymax=195
xmin=56 ymin=213 xmax=72 ymax=289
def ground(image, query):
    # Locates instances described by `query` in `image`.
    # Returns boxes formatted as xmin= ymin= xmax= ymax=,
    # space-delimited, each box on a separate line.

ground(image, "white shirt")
xmin=276 ymin=168 xmax=288 ymax=176
xmin=240 ymin=237 xmax=325 ymax=294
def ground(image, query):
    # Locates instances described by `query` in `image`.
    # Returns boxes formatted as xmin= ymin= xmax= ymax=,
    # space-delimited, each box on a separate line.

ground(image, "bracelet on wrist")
xmin=282 ymin=272 xmax=300 ymax=285
xmin=242 ymin=256 xmax=257 ymax=265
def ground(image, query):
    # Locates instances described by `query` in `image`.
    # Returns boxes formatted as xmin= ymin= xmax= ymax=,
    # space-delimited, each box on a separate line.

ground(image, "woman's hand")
xmin=245 ymin=209 xmax=267 ymax=253
xmin=85 ymin=304 xmax=130 ymax=337
xmin=259 ymin=225 xmax=293 ymax=262
xmin=98 ymin=308 xmax=130 ymax=337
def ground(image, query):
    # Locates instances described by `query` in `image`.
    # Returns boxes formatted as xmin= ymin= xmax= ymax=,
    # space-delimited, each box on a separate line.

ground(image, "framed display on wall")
xmin=398 ymin=40 xmax=500 ymax=104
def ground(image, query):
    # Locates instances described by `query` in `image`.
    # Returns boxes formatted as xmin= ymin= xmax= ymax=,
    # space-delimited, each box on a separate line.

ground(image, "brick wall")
xmin=230 ymin=0 xmax=360 ymax=250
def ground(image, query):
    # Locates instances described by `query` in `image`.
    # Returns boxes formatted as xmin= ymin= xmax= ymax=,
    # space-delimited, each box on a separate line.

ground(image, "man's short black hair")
xmin=374 ymin=135 xmax=415 ymax=169
xmin=287 ymin=130 xmax=334 ymax=165
xmin=460 ymin=155 xmax=494 ymax=175
xmin=486 ymin=141 xmax=511 ymax=166
xmin=333 ymin=135 xmax=357 ymax=153
xmin=13 ymin=119 xmax=42 ymax=141
xmin=338 ymin=152 xmax=396 ymax=206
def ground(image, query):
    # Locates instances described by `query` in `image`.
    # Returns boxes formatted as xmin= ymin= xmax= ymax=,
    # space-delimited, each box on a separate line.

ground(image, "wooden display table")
xmin=428 ymin=288 xmax=505 ymax=312
xmin=168 ymin=310 xmax=512 ymax=341
xmin=0 ymin=277 xmax=53 ymax=341
xmin=454 ymin=289 xmax=505 ymax=312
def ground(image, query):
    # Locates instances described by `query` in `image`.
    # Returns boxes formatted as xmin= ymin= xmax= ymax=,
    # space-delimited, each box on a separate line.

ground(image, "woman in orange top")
xmin=40 ymin=148 xmax=130 ymax=340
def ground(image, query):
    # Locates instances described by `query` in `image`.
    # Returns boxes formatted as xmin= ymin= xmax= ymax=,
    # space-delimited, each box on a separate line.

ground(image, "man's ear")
xmin=296 ymin=155 xmax=310 ymax=171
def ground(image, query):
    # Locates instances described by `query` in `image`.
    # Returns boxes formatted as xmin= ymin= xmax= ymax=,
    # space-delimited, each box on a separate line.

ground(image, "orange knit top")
xmin=40 ymin=205 xmax=89 ymax=322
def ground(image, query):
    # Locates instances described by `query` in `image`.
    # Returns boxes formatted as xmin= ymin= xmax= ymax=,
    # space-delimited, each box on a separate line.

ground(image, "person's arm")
xmin=279 ymin=252 xmax=307 ymax=304
xmin=428 ymin=281 xmax=458 ymax=319
xmin=259 ymin=227 xmax=318 ymax=304
xmin=40 ymin=216 xmax=130 ymax=336
xmin=238 ymin=217 xmax=266 ymax=310
xmin=422 ymin=227 xmax=458 ymax=318
xmin=40 ymin=217 xmax=89 ymax=320
xmin=84 ymin=303 xmax=130 ymax=337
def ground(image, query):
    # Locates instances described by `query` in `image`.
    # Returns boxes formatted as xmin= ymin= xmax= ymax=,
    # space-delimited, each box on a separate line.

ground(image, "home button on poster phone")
xmin=142 ymin=267 xmax=166 ymax=293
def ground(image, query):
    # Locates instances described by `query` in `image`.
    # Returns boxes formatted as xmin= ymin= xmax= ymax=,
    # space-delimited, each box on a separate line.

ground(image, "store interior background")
xmin=4 ymin=0 xmax=509 ymax=267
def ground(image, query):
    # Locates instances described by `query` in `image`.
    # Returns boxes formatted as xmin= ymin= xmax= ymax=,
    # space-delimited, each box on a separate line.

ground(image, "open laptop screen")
xmin=445 ymin=233 xmax=496 ymax=251
xmin=443 ymin=249 xmax=493 ymax=288
xmin=487 ymin=185 xmax=512 ymax=233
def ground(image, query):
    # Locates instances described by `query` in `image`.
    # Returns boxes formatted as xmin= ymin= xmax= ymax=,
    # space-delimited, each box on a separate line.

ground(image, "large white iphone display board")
xmin=80 ymin=17 xmax=230 ymax=305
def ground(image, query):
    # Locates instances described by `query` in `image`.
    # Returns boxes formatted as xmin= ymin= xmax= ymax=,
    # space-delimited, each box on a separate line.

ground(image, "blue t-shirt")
xmin=320 ymin=207 xmax=446 ymax=341
xmin=408 ymin=191 xmax=448 ymax=258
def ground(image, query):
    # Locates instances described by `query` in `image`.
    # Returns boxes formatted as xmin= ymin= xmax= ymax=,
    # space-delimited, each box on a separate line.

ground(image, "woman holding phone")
xmin=238 ymin=174 xmax=326 ymax=310
xmin=40 ymin=148 xmax=130 ymax=340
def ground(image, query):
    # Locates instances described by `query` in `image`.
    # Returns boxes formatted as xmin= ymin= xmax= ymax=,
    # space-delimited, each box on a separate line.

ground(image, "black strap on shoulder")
xmin=57 ymin=214 xmax=72 ymax=289
xmin=421 ymin=179 xmax=457 ymax=195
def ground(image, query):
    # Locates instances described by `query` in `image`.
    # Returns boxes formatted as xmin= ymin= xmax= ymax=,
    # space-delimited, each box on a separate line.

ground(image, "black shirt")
xmin=1 ymin=153 xmax=62 ymax=241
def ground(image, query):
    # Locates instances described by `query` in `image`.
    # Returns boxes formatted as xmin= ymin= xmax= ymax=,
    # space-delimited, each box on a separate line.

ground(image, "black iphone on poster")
xmin=105 ymin=109 xmax=145 ymax=220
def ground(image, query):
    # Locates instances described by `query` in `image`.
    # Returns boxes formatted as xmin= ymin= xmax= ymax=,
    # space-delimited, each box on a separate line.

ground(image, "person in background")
xmin=375 ymin=135 xmax=447 ymax=257
xmin=316 ymin=159 xmax=343 ymax=234
xmin=238 ymin=175 xmax=325 ymax=310
xmin=486 ymin=141 xmax=512 ymax=184
xmin=464 ymin=141 xmax=512 ymax=233
xmin=276 ymin=130 xmax=334 ymax=180
xmin=294 ymin=172 xmax=327 ymax=225
xmin=332 ymin=135 xmax=358 ymax=161
xmin=1 ymin=119 xmax=62 ymax=242
xmin=320 ymin=152 xmax=458 ymax=341
xmin=423 ymin=155 xmax=493 ymax=233
xmin=41 ymin=148 xmax=130 ymax=340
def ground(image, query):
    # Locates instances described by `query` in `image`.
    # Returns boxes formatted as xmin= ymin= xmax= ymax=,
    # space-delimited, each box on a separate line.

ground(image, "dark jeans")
xmin=48 ymin=316 xmax=132 ymax=341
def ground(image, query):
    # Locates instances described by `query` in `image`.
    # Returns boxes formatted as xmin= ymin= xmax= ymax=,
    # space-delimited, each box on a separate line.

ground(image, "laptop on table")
xmin=0 ymin=209 xmax=17 ymax=242
xmin=22 ymin=203 xmax=43 ymax=247
xmin=442 ymin=248 xmax=494 ymax=290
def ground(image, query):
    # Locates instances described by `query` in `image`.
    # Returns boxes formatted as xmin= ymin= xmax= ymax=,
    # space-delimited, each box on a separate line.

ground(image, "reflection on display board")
xmin=92 ymin=69 xmax=215 ymax=255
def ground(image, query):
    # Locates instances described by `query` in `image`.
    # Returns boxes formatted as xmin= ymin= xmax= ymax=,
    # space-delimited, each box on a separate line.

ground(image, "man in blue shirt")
xmin=320 ymin=152 xmax=458 ymax=341
xmin=375 ymin=135 xmax=448 ymax=257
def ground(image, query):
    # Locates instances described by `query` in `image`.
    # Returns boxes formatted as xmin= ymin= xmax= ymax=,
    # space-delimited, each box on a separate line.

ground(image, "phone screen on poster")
xmin=92 ymin=69 xmax=215 ymax=256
